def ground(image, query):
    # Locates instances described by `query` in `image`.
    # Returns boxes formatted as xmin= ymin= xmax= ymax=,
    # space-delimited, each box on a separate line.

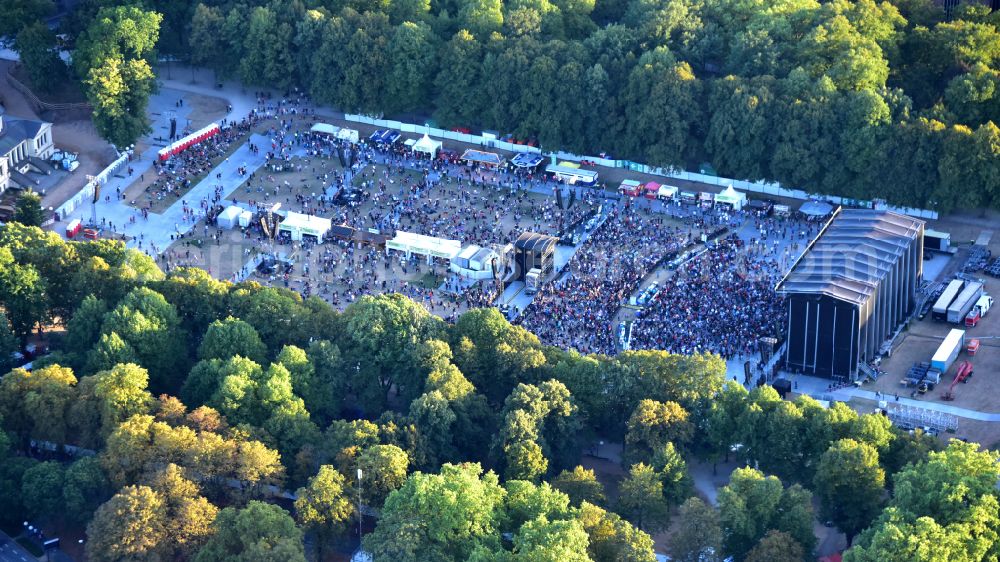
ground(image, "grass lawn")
xmin=416 ymin=272 xmax=442 ymax=290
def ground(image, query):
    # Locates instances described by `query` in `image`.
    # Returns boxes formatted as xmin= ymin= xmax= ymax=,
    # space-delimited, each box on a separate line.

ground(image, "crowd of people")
xmin=135 ymin=90 xmax=829 ymax=363
xmin=519 ymin=207 xmax=687 ymax=354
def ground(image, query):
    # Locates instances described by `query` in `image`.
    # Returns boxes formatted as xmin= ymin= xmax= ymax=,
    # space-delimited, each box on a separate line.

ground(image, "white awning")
xmin=386 ymin=231 xmax=461 ymax=259
xmin=412 ymin=134 xmax=442 ymax=157
xmin=278 ymin=211 xmax=332 ymax=238
xmin=311 ymin=123 xmax=340 ymax=136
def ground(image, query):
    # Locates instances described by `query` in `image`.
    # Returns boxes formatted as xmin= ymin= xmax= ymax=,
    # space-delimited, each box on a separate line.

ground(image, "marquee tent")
xmin=800 ymin=200 xmax=835 ymax=217
xmin=461 ymin=149 xmax=504 ymax=167
xmin=386 ymin=231 xmax=461 ymax=261
xmin=278 ymin=212 xmax=332 ymax=241
xmin=337 ymin=128 xmax=359 ymax=143
xmin=216 ymin=205 xmax=242 ymax=230
xmin=511 ymin=152 xmax=544 ymax=168
xmin=714 ymin=185 xmax=747 ymax=210
xmin=412 ymin=134 xmax=442 ymax=157
xmin=311 ymin=123 xmax=340 ymax=136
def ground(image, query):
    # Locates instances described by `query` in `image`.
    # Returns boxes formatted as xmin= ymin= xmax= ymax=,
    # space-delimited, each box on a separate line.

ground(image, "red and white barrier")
xmin=157 ymin=123 xmax=221 ymax=161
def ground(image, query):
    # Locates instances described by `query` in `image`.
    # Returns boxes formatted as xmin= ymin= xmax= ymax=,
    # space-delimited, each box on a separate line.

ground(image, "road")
xmin=0 ymin=531 xmax=38 ymax=562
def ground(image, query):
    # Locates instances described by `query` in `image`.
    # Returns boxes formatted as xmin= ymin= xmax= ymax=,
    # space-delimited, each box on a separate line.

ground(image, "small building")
xmin=278 ymin=212 xmax=332 ymax=242
xmin=451 ymin=244 xmax=499 ymax=280
xmin=514 ymin=232 xmax=558 ymax=282
xmin=0 ymin=113 xmax=56 ymax=194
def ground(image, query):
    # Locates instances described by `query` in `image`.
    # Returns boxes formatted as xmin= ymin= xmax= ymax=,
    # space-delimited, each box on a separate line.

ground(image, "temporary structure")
xmin=460 ymin=149 xmax=504 ymax=166
xmin=336 ymin=128 xmax=359 ymax=143
xmin=387 ymin=231 xmax=461 ymax=262
xmin=412 ymin=134 xmax=442 ymax=157
xmin=216 ymin=205 xmax=242 ymax=230
xmin=643 ymin=182 xmax=660 ymax=199
xmin=157 ymin=123 xmax=220 ymax=161
xmin=714 ymin=185 xmax=747 ymax=210
xmin=278 ymin=212 xmax=332 ymax=241
xmin=310 ymin=123 xmax=340 ymax=136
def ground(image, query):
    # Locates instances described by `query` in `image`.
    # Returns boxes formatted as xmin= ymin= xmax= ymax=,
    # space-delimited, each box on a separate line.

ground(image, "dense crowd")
xmin=519 ymin=208 xmax=686 ymax=353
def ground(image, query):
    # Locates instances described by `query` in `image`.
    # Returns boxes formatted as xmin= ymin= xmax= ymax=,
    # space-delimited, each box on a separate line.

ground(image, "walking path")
xmin=791 ymin=374 xmax=1000 ymax=421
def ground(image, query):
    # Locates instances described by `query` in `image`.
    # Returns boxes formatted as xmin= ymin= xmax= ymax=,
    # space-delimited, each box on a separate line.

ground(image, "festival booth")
xmin=714 ymin=185 xmax=747 ymax=211
xmin=643 ymin=182 xmax=660 ymax=200
xmin=412 ymin=134 xmax=442 ymax=157
xmin=619 ymin=179 xmax=642 ymax=197
xmin=799 ymin=200 xmax=834 ymax=219
xmin=699 ymin=191 xmax=714 ymax=208
xmin=278 ymin=212 xmax=332 ymax=242
xmin=450 ymin=244 xmax=499 ymax=280
xmin=386 ymin=231 xmax=461 ymax=264
xmin=545 ymin=164 xmax=598 ymax=186
xmin=657 ymin=185 xmax=678 ymax=201
xmin=157 ymin=123 xmax=221 ymax=161
xmin=336 ymin=128 xmax=359 ymax=143
xmin=310 ymin=123 xmax=340 ymax=136
xmin=511 ymin=152 xmax=544 ymax=170
xmin=460 ymin=149 xmax=504 ymax=167
xmin=216 ymin=205 xmax=242 ymax=230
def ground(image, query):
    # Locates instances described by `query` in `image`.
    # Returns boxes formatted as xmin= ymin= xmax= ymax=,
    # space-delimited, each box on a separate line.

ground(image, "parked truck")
xmin=947 ymin=281 xmax=984 ymax=324
xmin=931 ymin=329 xmax=965 ymax=373
xmin=933 ymin=279 xmax=965 ymax=321
xmin=965 ymin=294 xmax=994 ymax=327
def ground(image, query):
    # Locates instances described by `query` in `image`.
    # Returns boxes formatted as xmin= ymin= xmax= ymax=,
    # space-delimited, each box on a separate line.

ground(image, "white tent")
xmin=217 ymin=205 xmax=242 ymax=230
xmin=387 ymin=231 xmax=461 ymax=263
xmin=311 ymin=123 xmax=340 ymax=136
xmin=714 ymin=185 xmax=747 ymax=211
xmin=412 ymin=134 xmax=442 ymax=157
xmin=336 ymin=128 xmax=359 ymax=143
xmin=278 ymin=212 xmax=332 ymax=241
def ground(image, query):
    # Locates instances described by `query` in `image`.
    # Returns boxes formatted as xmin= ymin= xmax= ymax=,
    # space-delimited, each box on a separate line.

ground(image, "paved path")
xmin=791 ymin=373 xmax=1000 ymax=421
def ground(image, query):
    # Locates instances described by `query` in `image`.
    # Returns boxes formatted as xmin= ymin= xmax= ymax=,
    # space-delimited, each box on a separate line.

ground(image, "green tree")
xmin=458 ymin=0 xmax=504 ymax=38
xmin=63 ymin=456 xmax=112 ymax=524
xmin=188 ymin=3 xmax=225 ymax=80
xmin=75 ymin=6 xmax=162 ymax=148
xmin=64 ymin=295 xmax=108 ymax=363
xmin=669 ymin=497 xmax=722 ymax=562
xmin=814 ymin=439 xmax=885 ymax=544
xmin=718 ymin=467 xmax=816 ymax=561
xmin=14 ymin=23 xmax=65 ymax=94
xmin=357 ymin=444 xmax=410 ymax=508
xmin=745 ymin=530 xmax=804 ymax=562
xmin=143 ymin=463 xmax=220 ymax=560
xmin=0 ymin=312 xmax=17 ymax=373
xmin=386 ymin=21 xmax=439 ymax=114
xmin=577 ymin=501 xmax=656 ymax=562
xmin=363 ymin=463 xmax=505 ymax=561
xmin=625 ymin=399 xmax=693 ymax=464
xmin=617 ymin=463 xmax=670 ymax=532
xmin=294 ymin=465 xmax=354 ymax=561
xmin=891 ymin=440 xmax=1000 ymax=523
xmin=0 ymin=248 xmax=48 ymax=342
xmin=85 ymin=485 xmax=170 ymax=561
xmin=92 ymin=363 xmax=155 ymax=438
xmin=198 ymin=317 xmax=267 ymax=364
xmin=0 ymin=364 xmax=76 ymax=446
xmin=434 ymin=30 xmax=485 ymax=127
xmin=0 ymin=0 xmax=54 ymax=38
xmin=551 ymin=466 xmax=606 ymax=507
xmin=195 ymin=501 xmax=306 ymax=562
xmin=21 ymin=461 xmax=64 ymax=520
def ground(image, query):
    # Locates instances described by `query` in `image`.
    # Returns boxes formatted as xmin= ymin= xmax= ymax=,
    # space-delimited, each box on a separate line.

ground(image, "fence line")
xmin=54 ymin=151 xmax=130 ymax=220
xmin=344 ymin=114 xmax=938 ymax=221
xmin=5 ymin=64 xmax=92 ymax=113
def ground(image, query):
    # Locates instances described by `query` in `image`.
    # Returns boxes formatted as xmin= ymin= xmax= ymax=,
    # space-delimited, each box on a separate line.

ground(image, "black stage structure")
xmin=776 ymin=208 xmax=924 ymax=379
xmin=514 ymin=232 xmax=558 ymax=282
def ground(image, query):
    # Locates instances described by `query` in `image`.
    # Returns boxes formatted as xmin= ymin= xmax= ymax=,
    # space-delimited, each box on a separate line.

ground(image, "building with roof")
xmin=775 ymin=208 xmax=925 ymax=379
xmin=0 ymin=113 xmax=55 ymax=194
xmin=513 ymin=232 xmax=558 ymax=282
